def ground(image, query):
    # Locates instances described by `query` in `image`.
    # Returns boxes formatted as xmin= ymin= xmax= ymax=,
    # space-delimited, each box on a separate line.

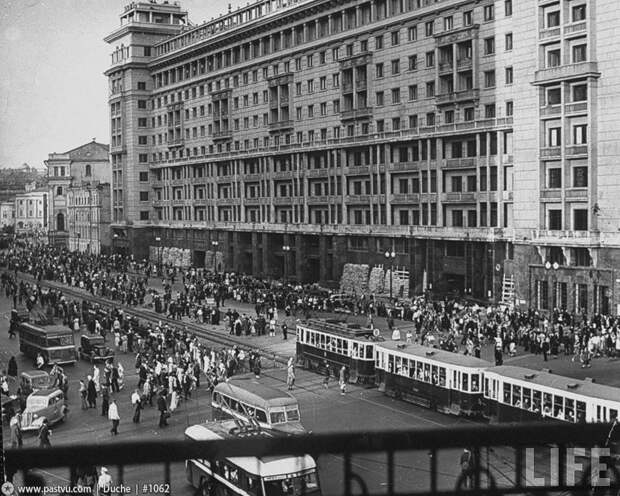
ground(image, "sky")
xmin=0 ymin=0 xmax=223 ymax=170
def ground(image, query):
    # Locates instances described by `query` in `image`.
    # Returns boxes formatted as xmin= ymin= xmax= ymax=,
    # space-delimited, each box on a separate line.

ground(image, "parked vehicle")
xmin=20 ymin=370 xmax=51 ymax=396
xmin=78 ymin=334 xmax=114 ymax=363
xmin=20 ymin=388 xmax=67 ymax=431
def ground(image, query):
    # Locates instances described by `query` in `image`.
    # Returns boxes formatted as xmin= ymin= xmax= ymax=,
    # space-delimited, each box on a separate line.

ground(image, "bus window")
xmin=533 ymin=390 xmax=541 ymax=413
xmin=565 ymin=398 xmax=575 ymax=422
xmin=523 ymin=388 xmax=531 ymax=410
xmin=576 ymin=401 xmax=586 ymax=423
xmin=503 ymin=383 xmax=511 ymax=404
xmin=512 ymin=386 xmax=521 ymax=407
xmin=431 ymin=365 xmax=438 ymax=385
xmin=470 ymin=374 xmax=478 ymax=392
xmin=256 ymin=409 xmax=268 ymax=423
xmin=270 ymin=411 xmax=286 ymax=424
xmin=366 ymin=345 xmax=374 ymax=360
xmin=439 ymin=368 xmax=446 ymax=387
xmin=462 ymin=373 xmax=469 ymax=392
xmin=553 ymin=395 xmax=564 ymax=418
xmin=286 ymin=407 xmax=300 ymax=422
xmin=423 ymin=363 xmax=431 ymax=383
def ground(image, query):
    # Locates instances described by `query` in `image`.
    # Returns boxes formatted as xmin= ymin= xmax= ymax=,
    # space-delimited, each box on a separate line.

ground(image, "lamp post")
xmin=211 ymin=240 xmax=219 ymax=273
xmin=282 ymin=245 xmax=291 ymax=283
xmin=155 ymin=236 xmax=162 ymax=275
xmin=384 ymin=249 xmax=396 ymax=301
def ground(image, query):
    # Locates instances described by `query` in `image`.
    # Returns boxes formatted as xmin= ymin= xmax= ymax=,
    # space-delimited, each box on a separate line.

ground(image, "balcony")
xmin=273 ymin=170 xmax=295 ymax=180
xmin=565 ymin=145 xmax=588 ymax=157
xmin=565 ymin=102 xmax=587 ymax=114
xmin=530 ymin=228 xmax=598 ymax=246
xmin=540 ymin=147 xmax=561 ymax=158
xmin=342 ymin=80 xmax=354 ymax=92
xmin=307 ymin=195 xmax=330 ymax=204
xmin=564 ymin=21 xmax=587 ymax=36
xmin=306 ymin=168 xmax=330 ymax=178
xmin=268 ymin=119 xmax=294 ymax=131
xmin=267 ymin=71 xmax=293 ymax=87
xmin=389 ymin=161 xmax=421 ymax=172
xmin=356 ymin=79 xmax=367 ymax=90
xmin=540 ymin=189 xmax=562 ymax=200
xmin=434 ymin=24 xmax=479 ymax=44
xmin=338 ymin=51 xmax=372 ymax=69
xmin=340 ymin=107 xmax=373 ymax=121
xmin=243 ymin=173 xmax=262 ymax=182
xmin=243 ymin=197 xmax=262 ymax=205
xmin=346 ymin=194 xmax=371 ymax=203
xmin=533 ymin=61 xmax=600 ymax=85
xmin=442 ymin=192 xmax=477 ymax=202
xmin=438 ymin=61 xmax=453 ymax=74
xmin=566 ymin=187 xmax=588 ymax=199
xmin=539 ymin=27 xmax=561 ymax=40
xmin=345 ymin=165 xmax=370 ymax=175
xmin=391 ymin=193 xmax=421 ymax=203
xmin=436 ymin=88 xmax=479 ymax=105
xmin=540 ymin=105 xmax=562 ymax=117
xmin=456 ymin=57 xmax=472 ymax=70
xmin=442 ymin=158 xmax=477 ymax=169
xmin=217 ymin=197 xmax=237 ymax=205
xmin=212 ymin=130 xmax=232 ymax=140
xmin=216 ymin=174 xmax=234 ymax=183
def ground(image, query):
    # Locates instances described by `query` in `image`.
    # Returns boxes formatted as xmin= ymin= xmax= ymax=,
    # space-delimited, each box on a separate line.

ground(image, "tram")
xmin=296 ymin=319 xmax=378 ymax=384
xmin=483 ymin=365 xmax=620 ymax=424
xmin=375 ymin=341 xmax=489 ymax=416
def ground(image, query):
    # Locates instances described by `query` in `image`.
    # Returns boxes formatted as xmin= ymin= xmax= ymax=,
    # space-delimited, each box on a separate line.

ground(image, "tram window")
xmin=388 ymin=354 xmax=394 ymax=373
xmin=553 ymin=395 xmax=564 ymax=418
xmin=431 ymin=365 xmax=438 ymax=385
xmin=543 ymin=393 xmax=553 ymax=416
xmin=470 ymin=374 xmax=479 ymax=392
xmin=565 ymin=398 xmax=575 ymax=422
xmin=576 ymin=401 xmax=586 ymax=422
xmin=256 ymin=409 xmax=268 ymax=423
xmin=395 ymin=356 xmax=402 ymax=374
xmin=417 ymin=362 xmax=424 ymax=380
xmin=523 ymin=388 xmax=531 ymax=410
xmin=319 ymin=334 xmax=325 ymax=349
xmin=611 ymin=409 xmax=618 ymax=422
xmin=352 ymin=343 xmax=359 ymax=358
xmin=503 ymin=383 xmax=511 ymax=404
xmin=401 ymin=359 xmax=409 ymax=377
xmin=375 ymin=351 xmax=381 ymax=367
xmin=221 ymin=395 xmax=231 ymax=408
xmin=229 ymin=468 xmax=239 ymax=483
xmin=533 ymin=391 xmax=541 ymax=413
xmin=366 ymin=345 xmax=374 ymax=360
xmin=462 ymin=373 xmax=469 ymax=392
xmin=409 ymin=360 xmax=416 ymax=378
xmin=439 ymin=368 xmax=446 ymax=387
xmin=424 ymin=363 xmax=431 ymax=382
xmin=230 ymin=400 xmax=239 ymax=411
xmin=484 ymin=378 xmax=489 ymax=396
xmin=213 ymin=392 xmax=221 ymax=405
xmin=512 ymin=386 xmax=521 ymax=407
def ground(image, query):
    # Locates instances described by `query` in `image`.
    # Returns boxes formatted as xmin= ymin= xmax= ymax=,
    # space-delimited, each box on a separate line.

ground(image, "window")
xmin=392 ymin=117 xmax=400 ymax=130
xmin=452 ymin=210 xmax=463 ymax=227
xmin=426 ymin=112 xmax=435 ymax=126
xmin=320 ymin=76 xmax=327 ymax=90
xmin=376 ymin=119 xmax=384 ymax=132
xmin=409 ymin=115 xmax=418 ymax=128
xmin=139 ymin=172 xmax=149 ymax=182
xmin=548 ymin=127 xmax=561 ymax=146
xmin=484 ymin=71 xmax=496 ymax=88
xmin=139 ymin=191 xmax=149 ymax=201
xmin=308 ymin=105 xmax=314 ymax=118
xmin=444 ymin=16 xmax=453 ymax=31
xmin=464 ymin=107 xmax=474 ymax=121
xmin=138 ymin=136 xmax=148 ymax=145
xmin=408 ymin=55 xmax=417 ymax=71
xmin=463 ymin=11 xmax=473 ymax=26
xmin=546 ymin=9 xmax=560 ymax=27
xmin=138 ymin=154 xmax=148 ymax=163
xmin=484 ymin=5 xmax=494 ymax=21
xmin=306 ymin=54 xmax=313 ymax=67
xmin=572 ymin=84 xmax=587 ymax=102
xmin=505 ymin=67 xmax=513 ymax=84
xmin=485 ymin=104 xmax=496 ymax=118
xmin=319 ymin=51 xmax=326 ymax=64
xmin=547 ymin=87 xmax=561 ymax=105
xmin=376 ymin=90 xmax=385 ymax=106
xmin=484 ymin=37 xmax=495 ymax=55
xmin=56 ymin=186 xmax=63 ymax=196
xmin=574 ymin=209 xmax=588 ymax=231
xmin=425 ymin=51 xmax=435 ymax=67
xmin=572 ymin=44 xmax=587 ymax=63
xmin=333 ymin=99 xmax=340 ymax=113
xmin=548 ymin=209 xmax=562 ymax=230
xmin=139 ymin=211 xmax=149 ymax=221
xmin=408 ymin=26 xmax=417 ymax=41
xmin=505 ymin=0 xmax=512 ymax=16
xmin=375 ymin=35 xmax=384 ymax=49
xmin=506 ymin=101 xmax=514 ymax=116
xmin=137 ymin=82 xmax=146 ymax=90
xmin=85 ymin=164 xmax=92 ymax=176
xmin=332 ymin=48 xmax=339 ymax=61
xmin=138 ymin=118 xmax=147 ymax=127
xmin=548 ymin=168 xmax=562 ymax=188
xmin=573 ymin=124 xmax=587 ymax=144
xmin=391 ymin=31 xmax=400 ymax=45
xmin=573 ymin=166 xmax=588 ymax=187
xmin=376 ymin=63 xmax=384 ymax=78
xmin=408 ymin=85 xmax=418 ymax=100
xmin=426 ymin=82 xmax=435 ymax=97
xmin=425 ymin=21 xmax=433 ymax=37
xmin=451 ymin=176 xmax=463 ymax=192
xmin=572 ymin=4 xmax=586 ymax=22
xmin=333 ymin=73 xmax=340 ymax=87
xmin=307 ymin=79 xmax=314 ymax=93
xmin=137 ymin=100 xmax=147 ymax=109
xmin=391 ymin=88 xmax=400 ymax=104
xmin=505 ymin=33 xmax=513 ymax=51
xmin=361 ymin=40 xmax=368 ymax=52
xmin=391 ymin=59 xmax=400 ymax=75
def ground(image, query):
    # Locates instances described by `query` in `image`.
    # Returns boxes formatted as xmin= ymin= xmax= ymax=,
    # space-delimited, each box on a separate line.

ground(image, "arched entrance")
xmin=56 ymin=213 xmax=65 ymax=231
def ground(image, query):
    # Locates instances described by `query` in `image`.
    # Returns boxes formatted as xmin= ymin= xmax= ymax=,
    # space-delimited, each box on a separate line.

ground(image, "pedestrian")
xmin=286 ymin=358 xmax=295 ymax=391
xmin=131 ymin=389 xmax=142 ymax=423
xmin=157 ymin=391 xmax=169 ymax=428
xmin=323 ymin=363 xmax=330 ymax=389
xmin=339 ymin=365 xmax=347 ymax=396
xmin=93 ymin=365 xmax=101 ymax=392
xmin=35 ymin=352 xmax=45 ymax=370
xmin=87 ymin=375 xmax=98 ymax=408
xmin=108 ymin=399 xmax=120 ymax=435
xmin=460 ymin=448 xmax=473 ymax=488
xmin=79 ymin=380 xmax=88 ymax=410
xmin=253 ymin=354 xmax=262 ymax=379
xmin=10 ymin=413 xmax=22 ymax=448
xmin=7 ymin=356 xmax=18 ymax=378
xmin=38 ymin=418 xmax=51 ymax=448
xmin=101 ymin=386 xmax=110 ymax=417
xmin=97 ymin=467 xmax=112 ymax=496
xmin=282 ymin=323 xmax=288 ymax=340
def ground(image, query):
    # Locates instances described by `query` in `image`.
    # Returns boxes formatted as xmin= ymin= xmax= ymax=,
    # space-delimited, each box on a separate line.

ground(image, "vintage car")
xmin=78 ymin=334 xmax=114 ymax=363
xmin=20 ymin=370 xmax=51 ymax=396
xmin=20 ymin=388 xmax=67 ymax=431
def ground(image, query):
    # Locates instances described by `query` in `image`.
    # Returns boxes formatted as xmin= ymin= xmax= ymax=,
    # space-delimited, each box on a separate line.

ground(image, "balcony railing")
xmin=534 ymin=61 xmax=600 ymax=85
xmin=7 ymin=423 xmax=620 ymax=496
xmin=566 ymin=145 xmax=588 ymax=156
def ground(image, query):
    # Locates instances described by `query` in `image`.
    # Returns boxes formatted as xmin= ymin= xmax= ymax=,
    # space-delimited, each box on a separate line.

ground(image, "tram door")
xmin=348 ymin=341 xmax=359 ymax=384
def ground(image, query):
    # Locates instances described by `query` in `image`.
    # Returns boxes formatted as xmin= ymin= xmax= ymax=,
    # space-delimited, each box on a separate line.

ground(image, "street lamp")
xmin=385 ymin=249 xmax=396 ymax=301
xmin=282 ymin=245 xmax=291 ymax=283
xmin=155 ymin=236 xmax=162 ymax=274
xmin=211 ymin=240 xmax=219 ymax=273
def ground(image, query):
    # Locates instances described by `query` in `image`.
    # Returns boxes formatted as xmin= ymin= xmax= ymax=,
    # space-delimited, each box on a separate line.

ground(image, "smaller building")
xmin=66 ymin=182 xmax=111 ymax=255
xmin=0 ymin=201 xmax=15 ymax=229
xmin=14 ymin=187 xmax=48 ymax=241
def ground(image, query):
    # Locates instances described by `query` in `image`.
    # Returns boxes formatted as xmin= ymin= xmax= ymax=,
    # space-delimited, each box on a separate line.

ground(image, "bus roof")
xmin=185 ymin=422 xmax=316 ymax=477
xmin=486 ymin=366 xmax=620 ymax=403
xmin=214 ymin=378 xmax=298 ymax=408
xmin=20 ymin=323 xmax=72 ymax=335
xmin=377 ymin=341 xmax=491 ymax=369
xmin=299 ymin=319 xmax=374 ymax=338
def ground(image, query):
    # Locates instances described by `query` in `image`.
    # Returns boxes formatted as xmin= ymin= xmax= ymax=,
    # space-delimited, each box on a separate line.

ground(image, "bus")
xmin=212 ymin=379 xmax=305 ymax=435
xmin=18 ymin=322 xmax=77 ymax=365
xmin=185 ymin=420 xmax=321 ymax=496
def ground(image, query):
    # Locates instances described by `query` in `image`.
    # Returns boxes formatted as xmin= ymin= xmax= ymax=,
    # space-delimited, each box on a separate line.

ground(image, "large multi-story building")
xmin=0 ymin=201 xmax=15 ymax=229
xmin=44 ymin=140 xmax=110 ymax=247
xmin=14 ymin=184 xmax=48 ymax=239
xmin=66 ymin=182 xmax=112 ymax=255
xmin=105 ymin=0 xmax=620 ymax=314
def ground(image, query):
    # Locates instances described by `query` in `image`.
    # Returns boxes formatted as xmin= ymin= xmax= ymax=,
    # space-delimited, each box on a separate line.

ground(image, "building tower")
xmin=104 ymin=1 xmax=188 ymax=255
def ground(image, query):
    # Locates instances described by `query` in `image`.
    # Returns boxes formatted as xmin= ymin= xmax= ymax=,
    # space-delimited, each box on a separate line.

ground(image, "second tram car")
xmin=296 ymin=319 xmax=377 ymax=384
xmin=375 ymin=341 xmax=490 ymax=417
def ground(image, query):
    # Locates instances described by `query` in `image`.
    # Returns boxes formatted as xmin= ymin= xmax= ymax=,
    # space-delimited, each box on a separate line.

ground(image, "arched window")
xmin=85 ymin=164 xmax=92 ymax=177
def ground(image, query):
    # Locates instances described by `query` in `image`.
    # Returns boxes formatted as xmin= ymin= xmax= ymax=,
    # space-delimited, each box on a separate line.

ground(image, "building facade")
xmin=66 ymin=182 xmax=112 ymax=255
xmin=14 ymin=186 xmax=48 ymax=241
xmin=0 ymin=201 xmax=15 ymax=229
xmin=44 ymin=140 xmax=110 ymax=247
xmin=105 ymin=0 xmax=620 ymax=313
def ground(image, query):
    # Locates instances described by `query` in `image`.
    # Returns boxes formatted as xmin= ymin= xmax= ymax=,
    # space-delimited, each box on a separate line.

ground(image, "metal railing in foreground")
xmin=5 ymin=422 xmax=620 ymax=495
